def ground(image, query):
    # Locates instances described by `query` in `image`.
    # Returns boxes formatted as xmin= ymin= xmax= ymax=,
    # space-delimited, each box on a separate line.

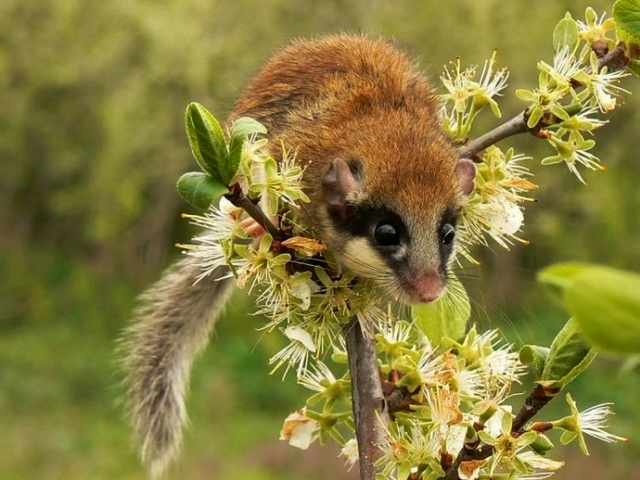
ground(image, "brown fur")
xmin=232 ymin=34 xmax=465 ymax=295
xmin=121 ymin=34 xmax=466 ymax=477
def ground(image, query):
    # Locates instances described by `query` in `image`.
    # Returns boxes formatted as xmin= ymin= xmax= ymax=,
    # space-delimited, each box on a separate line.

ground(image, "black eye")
xmin=374 ymin=223 xmax=400 ymax=247
xmin=441 ymin=223 xmax=455 ymax=245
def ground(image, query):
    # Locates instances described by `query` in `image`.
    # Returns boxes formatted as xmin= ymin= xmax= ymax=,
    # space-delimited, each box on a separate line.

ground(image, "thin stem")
xmin=343 ymin=318 xmax=389 ymax=480
xmin=225 ymin=183 xmax=284 ymax=240
xmin=458 ymin=112 xmax=529 ymax=159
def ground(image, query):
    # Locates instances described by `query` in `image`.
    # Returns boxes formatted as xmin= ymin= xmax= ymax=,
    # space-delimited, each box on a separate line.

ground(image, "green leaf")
xmin=412 ymin=275 xmax=470 ymax=344
xmin=228 ymin=117 xmax=268 ymax=183
xmin=539 ymin=262 xmax=640 ymax=354
xmin=553 ymin=12 xmax=579 ymax=52
xmin=530 ymin=433 xmax=555 ymax=455
xmin=176 ymin=171 xmax=229 ymax=209
xmin=565 ymin=266 xmax=640 ymax=353
xmin=537 ymin=262 xmax=592 ymax=299
xmin=185 ymin=102 xmax=228 ymax=182
xmin=539 ymin=318 xmax=597 ymax=390
xmin=519 ymin=345 xmax=550 ymax=378
xmin=614 ymin=0 xmax=640 ymax=40
xmin=230 ymin=116 xmax=268 ymax=138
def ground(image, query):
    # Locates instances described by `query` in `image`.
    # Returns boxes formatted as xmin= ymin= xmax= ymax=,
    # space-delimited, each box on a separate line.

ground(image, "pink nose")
xmin=409 ymin=273 xmax=445 ymax=304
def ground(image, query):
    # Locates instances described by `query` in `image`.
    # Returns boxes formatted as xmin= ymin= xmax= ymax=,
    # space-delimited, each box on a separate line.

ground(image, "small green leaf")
xmin=539 ymin=318 xmax=597 ymax=390
xmin=412 ymin=275 xmax=470 ymax=344
xmin=515 ymin=89 xmax=537 ymax=102
xmin=227 ymin=117 xmax=268 ymax=183
xmin=527 ymin=105 xmax=544 ymax=129
xmin=553 ymin=12 xmax=579 ymax=52
xmin=519 ymin=345 xmax=550 ymax=378
xmin=185 ymin=102 xmax=228 ymax=182
xmin=230 ymin=116 xmax=268 ymax=138
xmin=176 ymin=171 xmax=229 ymax=209
xmin=530 ymin=433 xmax=555 ymax=455
xmin=614 ymin=0 xmax=640 ymax=40
xmin=565 ymin=266 xmax=640 ymax=353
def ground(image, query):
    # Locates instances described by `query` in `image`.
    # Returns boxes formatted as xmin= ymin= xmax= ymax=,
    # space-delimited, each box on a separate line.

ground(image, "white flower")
xmin=476 ymin=52 xmax=509 ymax=100
xmin=339 ymin=439 xmax=359 ymax=470
xmin=378 ymin=320 xmax=413 ymax=346
xmin=424 ymin=385 xmax=463 ymax=437
xmin=556 ymin=393 xmax=628 ymax=454
xmin=269 ymin=326 xmax=317 ymax=378
xmin=581 ymin=51 xmax=630 ymax=112
xmin=518 ymin=451 xmax=565 ymax=471
xmin=298 ymin=361 xmax=338 ymax=394
xmin=538 ymin=46 xmax=583 ymax=88
xmin=417 ymin=346 xmax=445 ymax=388
xmin=279 ymin=407 xmax=320 ymax=450
xmin=179 ymin=201 xmax=245 ymax=282
xmin=475 ymin=198 xmax=524 ymax=238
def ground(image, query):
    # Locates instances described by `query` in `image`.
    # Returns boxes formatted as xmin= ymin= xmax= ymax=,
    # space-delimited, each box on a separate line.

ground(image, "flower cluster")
xmin=458 ymin=147 xmax=537 ymax=257
xmin=439 ymin=54 xmax=536 ymax=253
xmin=280 ymin=324 xmax=626 ymax=480
xmin=441 ymin=8 xmax=632 ymax=257
xmin=440 ymin=51 xmax=509 ymax=141
xmin=515 ymin=8 xmax=629 ymax=183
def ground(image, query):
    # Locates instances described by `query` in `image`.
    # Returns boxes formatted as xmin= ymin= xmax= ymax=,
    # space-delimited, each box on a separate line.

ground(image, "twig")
xmin=344 ymin=317 xmax=390 ymax=480
xmin=458 ymin=112 xmax=529 ymax=159
xmin=224 ymin=183 xmax=284 ymax=240
xmin=443 ymin=445 xmax=494 ymax=480
xmin=512 ymin=384 xmax=558 ymax=434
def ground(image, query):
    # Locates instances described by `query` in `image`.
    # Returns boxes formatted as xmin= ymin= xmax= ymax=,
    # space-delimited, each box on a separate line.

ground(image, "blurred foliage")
xmin=0 ymin=0 xmax=638 ymax=479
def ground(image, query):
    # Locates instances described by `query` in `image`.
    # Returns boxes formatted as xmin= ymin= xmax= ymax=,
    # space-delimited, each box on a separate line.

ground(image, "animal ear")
xmin=321 ymin=158 xmax=361 ymax=218
xmin=456 ymin=158 xmax=476 ymax=197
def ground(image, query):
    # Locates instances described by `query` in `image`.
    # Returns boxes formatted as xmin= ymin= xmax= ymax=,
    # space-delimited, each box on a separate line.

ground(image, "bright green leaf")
xmin=519 ymin=345 xmax=550 ymax=378
xmin=614 ymin=0 xmax=640 ymax=40
xmin=412 ymin=275 xmax=470 ymax=344
xmin=539 ymin=263 xmax=640 ymax=354
xmin=565 ymin=266 xmax=640 ymax=353
xmin=176 ymin=171 xmax=229 ymax=209
xmin=537 ymin=262 xmax=593 ymax=299
xmin=185 ymin=102 xmax=228 ymax=182
xmin=539 ymin=318 xmax=597 ymax=390
xmin=230 ymin=116 xmax=268 ymax=138
xmin=553 ymin=12 xmax=579 ymax=52
xmin=530 ymin=433 xmax=555 ymax=455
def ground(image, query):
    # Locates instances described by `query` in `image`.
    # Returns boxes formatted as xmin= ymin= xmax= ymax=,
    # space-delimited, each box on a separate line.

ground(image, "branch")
xmin=225 ymin=183 xmax=284 ymax=240
xmin=596 ymin=41 xmax=630 ymax=72
xmin=512 ymin=384 xmax=557 ymax=434
xmin=343 ymin=318 xmax=390 ymax=480
xmin=458 ymin=112 xmax=529 ymax=159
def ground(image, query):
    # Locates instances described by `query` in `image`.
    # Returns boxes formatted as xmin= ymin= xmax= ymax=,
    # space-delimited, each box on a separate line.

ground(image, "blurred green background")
xmin=1 ymin=0 xmax=639 ymax=479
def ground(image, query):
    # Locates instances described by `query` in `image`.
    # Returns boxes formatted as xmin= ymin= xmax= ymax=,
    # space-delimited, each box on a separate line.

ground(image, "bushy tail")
xmin=120 ymin=256 xmax=234 ymax=477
